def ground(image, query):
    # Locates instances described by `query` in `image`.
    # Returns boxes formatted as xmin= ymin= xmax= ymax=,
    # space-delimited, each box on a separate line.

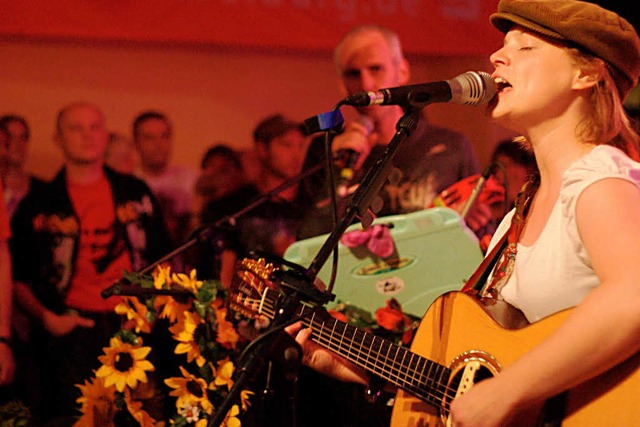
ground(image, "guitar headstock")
xmin=229 ymin=257 xmax=278 ymax=320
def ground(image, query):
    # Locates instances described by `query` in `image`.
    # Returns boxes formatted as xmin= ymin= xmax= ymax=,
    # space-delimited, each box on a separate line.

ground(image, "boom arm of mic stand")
xmin=305 ymin=107 xmax=422 ymax=282
xmin=102 ymin=162 xmax=325 ymax=300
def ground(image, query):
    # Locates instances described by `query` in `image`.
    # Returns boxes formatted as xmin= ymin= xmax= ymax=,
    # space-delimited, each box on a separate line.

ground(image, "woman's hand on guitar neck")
xmin=285 ymin=322 xmax=369 ymax=385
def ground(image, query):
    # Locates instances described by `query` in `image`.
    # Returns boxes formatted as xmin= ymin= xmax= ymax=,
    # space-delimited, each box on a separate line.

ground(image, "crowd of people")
xmin=1 ymin=1 xmax=639 ymax=425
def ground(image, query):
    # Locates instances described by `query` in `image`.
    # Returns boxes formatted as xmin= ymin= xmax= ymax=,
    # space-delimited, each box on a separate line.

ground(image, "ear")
xmin=573 ymin=59 xmax=606 ymax=91
xmin=397 ymin=58 xmax=410 ymax=85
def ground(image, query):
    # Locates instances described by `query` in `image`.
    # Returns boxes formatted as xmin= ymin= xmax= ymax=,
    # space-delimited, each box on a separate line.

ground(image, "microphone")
xmin=335 ymin=115 xmax=374 ymax=197
xmin=343 ymin=71 xmax=497 ymax=108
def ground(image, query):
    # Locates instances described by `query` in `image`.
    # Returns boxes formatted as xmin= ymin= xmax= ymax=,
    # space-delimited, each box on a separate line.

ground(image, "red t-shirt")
xmin=64 ymin=175 xmax=131 ymax=311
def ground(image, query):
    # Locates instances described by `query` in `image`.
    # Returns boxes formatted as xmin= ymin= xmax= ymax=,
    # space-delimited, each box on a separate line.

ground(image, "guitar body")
xmin=391 ymin=292 xmax=640 ymax=426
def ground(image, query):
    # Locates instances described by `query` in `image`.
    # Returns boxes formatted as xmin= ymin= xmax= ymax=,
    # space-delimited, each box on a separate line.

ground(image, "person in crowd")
xmin=0 ymin=128 xmax=15 ymax=402
xmin=289 ymin=1 xmax=640 ymax=426
xmin=0 ymin=115 xmax=48 ymax=416
xmin=191 ymin=143 xmax=247 ymax=230
xmin=133 ymin=110 xmax=198 ymax=246
xmin=104 ymin=131 xmax=140 ymax=175
xmin=185 ymin=143 xmax=248 ymax=279
xmin=297 ymin=24 xmax=489 ymax=240
xmin=489 ymin=137 xmax=537 ymax=222
xmin=0 ymin=115 xmax=48 ymax=219
xmin=10 ymin=102 xmax=172 ymax=424
xmin=201 ymin=114 xmax=309 ymax=286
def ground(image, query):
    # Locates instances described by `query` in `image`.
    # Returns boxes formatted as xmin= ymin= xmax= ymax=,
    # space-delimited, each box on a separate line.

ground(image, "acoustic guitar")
xmin=229 ymin=257 xmax=640 ymax=426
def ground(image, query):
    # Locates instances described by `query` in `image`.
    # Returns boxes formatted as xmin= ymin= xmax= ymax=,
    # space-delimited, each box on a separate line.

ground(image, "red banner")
xmin=0 ymin=0 xmax=502 ymax=55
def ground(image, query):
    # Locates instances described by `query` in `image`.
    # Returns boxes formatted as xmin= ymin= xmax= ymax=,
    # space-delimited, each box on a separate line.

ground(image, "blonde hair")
xmin=571 ymin=48 xmax=640 ymax=160
xmin=333 ymin=24 xmax=405 ymax=74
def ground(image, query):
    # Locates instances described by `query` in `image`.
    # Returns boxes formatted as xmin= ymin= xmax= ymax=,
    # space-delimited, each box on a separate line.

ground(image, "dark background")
xmin=587 ymin=1 xmax=638 ymax=32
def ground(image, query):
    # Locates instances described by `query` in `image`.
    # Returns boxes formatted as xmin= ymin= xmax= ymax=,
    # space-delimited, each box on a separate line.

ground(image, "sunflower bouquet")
xmin=75 ymin=265 xmax=253 ymax=427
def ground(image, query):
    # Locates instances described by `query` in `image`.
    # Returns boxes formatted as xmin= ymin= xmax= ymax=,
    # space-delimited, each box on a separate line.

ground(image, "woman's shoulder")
xmin=564 ymin=145 xmax=640 ymax=189
xmin=561 ymin=145 xmax=640 ymax=215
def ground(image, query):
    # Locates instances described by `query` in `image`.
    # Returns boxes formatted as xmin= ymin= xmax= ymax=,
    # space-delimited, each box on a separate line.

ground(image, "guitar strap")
xmin=461 ymin=173 xmax=540 ymax=299
xmin=460 ymin=225 xmax=509 ymax=295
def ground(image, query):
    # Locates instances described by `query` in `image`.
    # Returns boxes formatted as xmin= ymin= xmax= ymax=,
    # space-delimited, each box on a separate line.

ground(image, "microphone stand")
xmin=305 ymin=106 xmax=422 ymax=283
xmin=460 ymin=162 xmax=494 ymax=219
xmin=210 ymin=106 xmax=422 ymax=426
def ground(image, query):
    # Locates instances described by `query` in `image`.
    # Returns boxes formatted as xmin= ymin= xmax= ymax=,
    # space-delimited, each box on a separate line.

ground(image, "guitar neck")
xmin=229 ymin=264 xmax=455 ymax=412
xmin=294 ymin=302 xmax=452 ymax=409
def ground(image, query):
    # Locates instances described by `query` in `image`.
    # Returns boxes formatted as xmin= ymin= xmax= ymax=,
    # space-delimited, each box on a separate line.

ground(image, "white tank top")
xmin=487 ymin=145 xmax=640 ymax=322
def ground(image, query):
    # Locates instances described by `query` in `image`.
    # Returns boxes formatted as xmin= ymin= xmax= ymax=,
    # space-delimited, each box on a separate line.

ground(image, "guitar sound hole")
xmin=448 ymin=363 xmax=495 ymax=392
xmin=446 ymin=350 xmax=501 ymax=407
xmin=473 ymin=365 xmax=494 ymax=383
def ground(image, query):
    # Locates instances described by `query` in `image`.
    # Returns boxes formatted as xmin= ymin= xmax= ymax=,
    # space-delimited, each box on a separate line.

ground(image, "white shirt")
xmin=487 ymin=145 xmax=640 ymax=322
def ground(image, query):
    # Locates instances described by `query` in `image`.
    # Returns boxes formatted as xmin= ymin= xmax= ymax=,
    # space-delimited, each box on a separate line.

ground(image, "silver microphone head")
xmin=448 ymin=71 xmax=497 ymax=105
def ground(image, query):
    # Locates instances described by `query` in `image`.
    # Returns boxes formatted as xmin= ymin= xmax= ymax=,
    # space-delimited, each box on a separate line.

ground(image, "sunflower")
xmin=165 ymin=366 xmax=214 ymax=416
xmin=115 ymin=297 xmax=152 ymax=334
xmin=75 ymin=375 xmax=117 ymax=427
xmin=124 ymin=388 xmax=159 ymax=427
xmin=211 ymin=358 xmax=234 ymax=391
xmin=170 ymin=310 xmax=207 ymax=367
xmin=77 ymin=265 xmax=248 ymax=425
xmin=240 ymin=389 xmax=254 ymax=411
xmin=96 ymin=336 xmax=155 ymax=392
xmin=213 ymin=301 xmax=239 ymax=349
xmin=156 ymin=294 xmax=192 ymax=324
xmin=172 ymin=269 xmax=204 ymax=293
xmin=152 ymin=264 xmax=173 ymax=289
xmin=153 ymin=265 xmax=200 ymax=323
xmin=221 ymin=404 xmax=241 ymax=427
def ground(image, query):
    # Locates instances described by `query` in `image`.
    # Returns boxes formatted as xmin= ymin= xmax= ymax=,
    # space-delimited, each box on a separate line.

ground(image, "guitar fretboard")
xmin=239 ymin=286 xmax=458 ymax=411
xmin=299 ymin=304 xmax=454 ymax=409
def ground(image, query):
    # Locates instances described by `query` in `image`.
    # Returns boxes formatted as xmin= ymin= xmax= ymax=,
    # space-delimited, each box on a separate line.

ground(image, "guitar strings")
xmin=305 ymin=310 xmax=457 ymax=408
xmin=254 ymin=294 xmax=458 ymax=409
xmin=234 ymin=291 xmax=459 ymax=412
